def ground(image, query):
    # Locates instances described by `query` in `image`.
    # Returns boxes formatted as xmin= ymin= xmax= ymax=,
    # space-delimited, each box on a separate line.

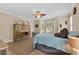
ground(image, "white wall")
xmin=58 ymin=16 xmax=70 ymax=32
xmin=72 ymin=4 xmax=79 ymax=32
xmin=33 ymin=16 xmax=70 ymax=33
xmin=0 ymin=12 xmax=33 ymax=43
xmin=0 ymin=12 xmax=18 ymax=42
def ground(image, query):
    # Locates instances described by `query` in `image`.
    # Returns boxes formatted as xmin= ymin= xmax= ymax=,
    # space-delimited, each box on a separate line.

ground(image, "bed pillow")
xmin=54 ymin=32 xmax=60 ymax=37
xmin=60 ymin=28 xmax=68 ymax=38
xmin=68 ymin=31 xmax=79 ymax=37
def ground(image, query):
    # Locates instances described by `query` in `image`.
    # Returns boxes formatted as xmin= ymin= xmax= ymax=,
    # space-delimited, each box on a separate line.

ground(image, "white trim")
xmin=5 ymin=40 xmax=13 ymax=43
xmin=0 ymin=36 xmax=13 ymax=43
xmin=0 ymin=46 xmax=9 ymax=50
xmin=0 ymin=9 xmax=31 ymax=20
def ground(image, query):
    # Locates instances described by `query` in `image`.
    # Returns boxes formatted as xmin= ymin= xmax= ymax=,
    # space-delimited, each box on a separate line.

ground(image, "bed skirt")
xmin=35 ymin=43 xmax=70 ymax=55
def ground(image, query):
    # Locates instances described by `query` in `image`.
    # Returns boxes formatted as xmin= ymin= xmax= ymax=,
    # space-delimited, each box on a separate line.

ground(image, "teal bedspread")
xmin=33 ymin=32 xmax=68 ymax=52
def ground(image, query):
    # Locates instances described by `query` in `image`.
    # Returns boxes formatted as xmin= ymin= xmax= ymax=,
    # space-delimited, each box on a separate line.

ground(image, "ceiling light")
xmin=32 ymin=10 xmax=46 ymax=18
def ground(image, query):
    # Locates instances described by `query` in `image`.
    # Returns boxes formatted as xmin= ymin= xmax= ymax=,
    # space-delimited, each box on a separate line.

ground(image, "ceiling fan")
xmin=32 ymin=10 xmax=46 ymax=18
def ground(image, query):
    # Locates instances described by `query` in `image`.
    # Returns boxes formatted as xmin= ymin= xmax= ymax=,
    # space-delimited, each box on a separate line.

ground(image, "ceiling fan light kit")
xmin=32 ymin=10 xmax=46 ymax=18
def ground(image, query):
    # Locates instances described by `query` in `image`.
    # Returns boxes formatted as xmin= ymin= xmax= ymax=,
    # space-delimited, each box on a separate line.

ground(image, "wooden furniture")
xmin=13 ymin=24 xmax=30 ymax=42
xmin=0 ymin=40 xmax=9 ymax=55
xmin=68 ymin=37 xmax=79 ymax=54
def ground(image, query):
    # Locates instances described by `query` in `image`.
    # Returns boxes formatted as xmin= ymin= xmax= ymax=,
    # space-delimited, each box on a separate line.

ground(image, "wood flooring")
xmin=7 ymin=37 xmax=70 ymax=55
xmin=7 ymin=37 xmax=34 ymax=55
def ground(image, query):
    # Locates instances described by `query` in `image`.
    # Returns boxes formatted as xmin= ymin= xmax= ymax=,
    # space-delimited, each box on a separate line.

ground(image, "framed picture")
xmin=73 ymin=7 xmax=77 ymax=15
xmin=59 ymin=24 xmax=62 ymax=28
xmin=65 ymin=21 xmax=67 ymax=25
xmin=35 ymin=24 xmax=38 ymax=28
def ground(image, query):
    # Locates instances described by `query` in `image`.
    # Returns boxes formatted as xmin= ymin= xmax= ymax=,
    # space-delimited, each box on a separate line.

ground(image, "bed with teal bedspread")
xmin=33 ymin=32 xmax=68 ymax=52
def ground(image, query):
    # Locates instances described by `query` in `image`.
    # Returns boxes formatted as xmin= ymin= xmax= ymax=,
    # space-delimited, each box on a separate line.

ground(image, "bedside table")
xmin=68 ymin=37 xmax=79 ymax=55
xmin=0 ymin=40 xmax=9 ymax=55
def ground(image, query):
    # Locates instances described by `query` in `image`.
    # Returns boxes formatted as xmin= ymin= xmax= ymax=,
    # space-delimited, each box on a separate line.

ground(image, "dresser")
xmin=13 ymin=24 xmax=30 ymax=42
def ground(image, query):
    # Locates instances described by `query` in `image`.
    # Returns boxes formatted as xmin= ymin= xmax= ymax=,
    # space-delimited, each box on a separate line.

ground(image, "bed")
xmin=33 ymin=32 xmax=68 ymax=52
xmin=33 ymin=32 xmax=79 ymax=53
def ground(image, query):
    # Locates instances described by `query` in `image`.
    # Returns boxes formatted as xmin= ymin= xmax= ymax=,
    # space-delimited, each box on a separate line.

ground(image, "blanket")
xmin=33 ymin=32 xmax=68 ymax=52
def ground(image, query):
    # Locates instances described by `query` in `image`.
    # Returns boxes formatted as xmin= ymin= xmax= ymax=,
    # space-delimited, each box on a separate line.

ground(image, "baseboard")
xmin=0 ymin=36 xmax=13 ymax=43
xmin=5 ymin=40 xmax=13 ymax=43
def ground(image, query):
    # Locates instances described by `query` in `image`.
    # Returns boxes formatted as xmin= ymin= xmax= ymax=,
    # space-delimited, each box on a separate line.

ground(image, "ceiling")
xmin=0 ymin=3 xmax=74 ymax=19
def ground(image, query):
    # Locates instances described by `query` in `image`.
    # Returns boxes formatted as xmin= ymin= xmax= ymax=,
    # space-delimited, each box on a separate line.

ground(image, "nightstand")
xmin=68 ymin=37 xmax=79 ymax=55
xmin=0 ymin=40 xmax=9 ymax=55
